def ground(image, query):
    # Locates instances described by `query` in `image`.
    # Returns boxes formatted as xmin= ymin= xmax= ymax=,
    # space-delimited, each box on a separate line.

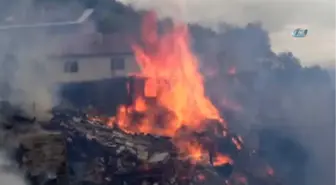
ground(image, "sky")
xmin=118 ymin=0 xmax=335 ymax=67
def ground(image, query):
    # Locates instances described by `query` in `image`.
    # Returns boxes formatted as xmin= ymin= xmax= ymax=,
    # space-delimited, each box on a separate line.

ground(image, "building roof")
xmin=0 ymin=9 xmax=94 ymax=31
xmin=1 ymin=2 xmax=83 ymax=23
xmin=50 ymin=32 xmax=135 ymax=58
xmin=0 ymin=3 xmax=133 ymax=58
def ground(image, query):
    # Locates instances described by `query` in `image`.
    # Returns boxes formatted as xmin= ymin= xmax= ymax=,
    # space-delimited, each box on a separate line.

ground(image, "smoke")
xmin=0 ymin=0 xmax=86 ymax=121
xmin=117 ymin=0 xmax=335 ymax=66
xmin=0 ymin=38 xmax=57 ymax=121
xmin=191 ymin=23 xmax=335 ymax=185
xmin=117 ymin=0 xmax=334 ymax=29
xmin=0 ymin=151 xmax=27 ymax=185
xmin=115 ymin=1 xmax=335 ymax=185
xmin=0 ymin=1 xmax=90 ymax=183
xmin=0 ymin=0 xmax=333 ymax=184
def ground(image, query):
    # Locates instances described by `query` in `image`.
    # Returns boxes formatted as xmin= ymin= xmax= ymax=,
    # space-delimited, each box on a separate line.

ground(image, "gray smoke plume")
xmin=193 ymin=22 xmax=334 ymax=185
xmin=0 ymin=0 xmax=87 ymax=121
xmin=117 ymin=0 xmax=335 ymax=30
xmin=0 ymin=151 xmax=27 ymax=185
xmin=0 ymin=0 xmax=88 ymax=183
xmin=117 ymin=0 xmax=335 ymax=66
xmin=116 ymin=1 xmax=335 ymax=185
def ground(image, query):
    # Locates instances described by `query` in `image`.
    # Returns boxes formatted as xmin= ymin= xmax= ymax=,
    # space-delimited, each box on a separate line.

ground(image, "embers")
xmin=26 ymin=111 xmax=285 ymax=185
xmin=50 ymin=112 xmax=234 ymax=185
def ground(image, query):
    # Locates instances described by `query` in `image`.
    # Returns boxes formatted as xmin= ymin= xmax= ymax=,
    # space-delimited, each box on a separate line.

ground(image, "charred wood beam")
xmin=11 ymin=110 xmax=284 ymax=185
xmin=49 ymin=112 xmax=232 ymax=185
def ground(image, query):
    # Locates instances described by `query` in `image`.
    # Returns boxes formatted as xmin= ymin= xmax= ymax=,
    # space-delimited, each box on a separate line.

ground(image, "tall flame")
xmin=102 ymin=12 xmax=232 ymax=165
xmin=132 ymin=12 xmax=224 ymax=134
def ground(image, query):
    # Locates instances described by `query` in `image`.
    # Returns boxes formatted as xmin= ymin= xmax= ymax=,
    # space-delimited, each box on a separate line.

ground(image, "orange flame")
xmin=134 ymin=96 xmax=147 ymax=112
xmin=107 ymin=12 xmax=225 ymax=138
xmin=213 ymin=154 xmax=233 ymax=166
xmin=182 ymin=142 xmax=207 ymax=163
xmin=103 ymin=12 xmax=236 ymax=163
xmin=132 ymin=12 xmax=224 ymax=133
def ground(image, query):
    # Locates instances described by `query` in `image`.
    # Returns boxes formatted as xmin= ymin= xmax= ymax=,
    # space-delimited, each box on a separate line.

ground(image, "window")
xmin=111 ymin=57 xmax=125 ymax=71
xmin=64 ymin=60 xmax=78 ymax=73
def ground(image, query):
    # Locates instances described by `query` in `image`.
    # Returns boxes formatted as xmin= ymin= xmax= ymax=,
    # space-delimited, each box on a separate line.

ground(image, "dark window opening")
xmin=111 ymin=58 xmax=125 ymax=71
xmin=64 ymin=60 xmax=78 ymax=73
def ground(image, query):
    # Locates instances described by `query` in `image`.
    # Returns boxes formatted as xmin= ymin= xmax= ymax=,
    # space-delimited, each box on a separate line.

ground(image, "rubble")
xmin=16 ymin=131 xmax=67 ymax=185
xmin=0 ymin=107 xmax=285 ymax=185
xmin=49 ymin=111 xmax=228 ymax=185
xmin=0 ymin=106 xmax=281 ymax=185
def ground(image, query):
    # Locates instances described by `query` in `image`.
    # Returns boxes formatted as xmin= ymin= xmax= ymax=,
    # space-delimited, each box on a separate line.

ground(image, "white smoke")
xmin=0 ymin=151 xmax=26 ymax=185
xmin=0 ymin=0 xmax=86 ymax=121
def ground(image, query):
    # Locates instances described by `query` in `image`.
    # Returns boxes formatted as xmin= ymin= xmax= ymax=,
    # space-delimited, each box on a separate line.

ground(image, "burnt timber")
xmin=1 ymin=105 xmax=283 ymax=185
xmin=49 ymin=111 xmax=228 ymax=185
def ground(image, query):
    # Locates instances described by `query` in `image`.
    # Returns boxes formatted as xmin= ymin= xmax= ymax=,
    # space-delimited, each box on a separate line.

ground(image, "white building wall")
xmin=47 ymin=55 xmax=140 ymax=84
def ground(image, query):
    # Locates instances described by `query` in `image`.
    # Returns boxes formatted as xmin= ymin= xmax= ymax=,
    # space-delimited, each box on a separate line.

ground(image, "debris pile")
xmin=11 ymin=110 xmax=279 ymax=185
xmin=49 ymin=111 xmax=232 ymax=185
xmin=5 ymin=12 xmax=286 ymax=185
xmin=16 ymin=131 xmax=67 ymax=185
xmin=1 ymin=106 xmax=284 ymax=185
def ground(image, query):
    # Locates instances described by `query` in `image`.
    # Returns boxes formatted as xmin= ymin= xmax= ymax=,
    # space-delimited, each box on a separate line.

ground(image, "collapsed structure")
xmin=10 ymin=109 xmax=282 ymax=185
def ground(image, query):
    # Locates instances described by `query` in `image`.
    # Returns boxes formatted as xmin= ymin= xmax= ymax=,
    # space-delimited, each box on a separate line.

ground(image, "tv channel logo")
xmin=292 ymin=28 xmax=308 ymax=38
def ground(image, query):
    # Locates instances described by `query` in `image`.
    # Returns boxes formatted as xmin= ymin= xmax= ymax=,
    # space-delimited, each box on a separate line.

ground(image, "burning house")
xmin=1 ymin=12 xmax=291 ymax=185
xmin=0 ymin=5 xmax=96 ymax=107
xmin=48 ymin=32 xmax=142 ymax=114
xmin=1 ymin=0 xmax=326 ymax=184
xmin=0 ymin=1 xmax=333 ymax=184
xmin=0 ymin=4 xmax=143 ymax=115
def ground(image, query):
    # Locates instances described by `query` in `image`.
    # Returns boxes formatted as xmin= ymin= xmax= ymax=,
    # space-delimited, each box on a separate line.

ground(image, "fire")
xmin=177 ymin=140 xmax=233 ymax=166
xmin=213 ymin=154 xmax=233 ymax=166
xmin=181 ymin=141 xmax=207 ymax=163
xmin=134 ymin=96 xmax=147 ymax=112
xmin=107 ymin=12 xmax=224 ymax=137
xmin=133 ymin=12 xmax=224 ymax=132
xmin=103 ymin=12 xmax=237 ymax=166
